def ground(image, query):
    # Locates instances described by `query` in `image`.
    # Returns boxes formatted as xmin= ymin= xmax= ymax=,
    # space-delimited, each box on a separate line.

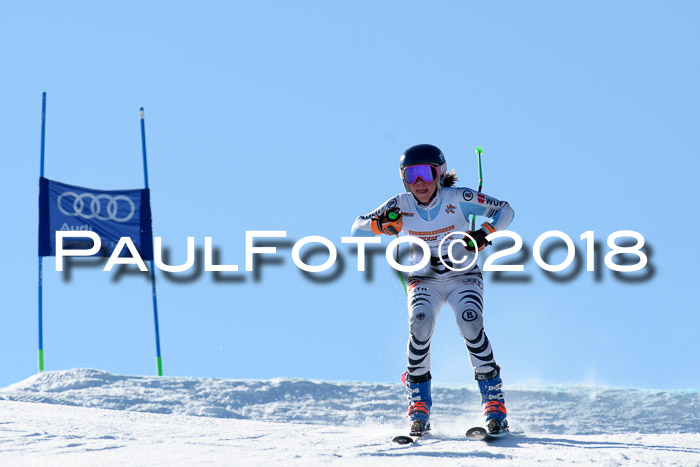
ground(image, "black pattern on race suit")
xmin=406 ymin=266 xmax=498 ymax=378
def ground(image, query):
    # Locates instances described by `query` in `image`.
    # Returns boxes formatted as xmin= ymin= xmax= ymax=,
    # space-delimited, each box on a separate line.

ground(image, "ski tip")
xmin=466 ymin=426 xmax=489 ymax=441
xmin=466 ymin=426 xmax=509 ymax=441
xmin=392 ymin=435 xmax=416 ymax=445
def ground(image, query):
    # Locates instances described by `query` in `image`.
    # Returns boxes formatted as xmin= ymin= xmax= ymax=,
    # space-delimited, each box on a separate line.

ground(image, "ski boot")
xmin=402 ymin=372 xmax=432 ymax=436
xmin=476 ymin=367 xmax=508 ymax=435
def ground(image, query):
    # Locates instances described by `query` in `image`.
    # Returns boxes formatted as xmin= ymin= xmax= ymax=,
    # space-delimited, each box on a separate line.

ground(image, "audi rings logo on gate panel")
xmin=57 ymin=192 xmax=136 ymax=223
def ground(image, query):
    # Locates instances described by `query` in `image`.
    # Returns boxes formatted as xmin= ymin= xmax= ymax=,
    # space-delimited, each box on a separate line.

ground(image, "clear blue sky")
xmin=1 ymin=1 xmax=699 ymax=390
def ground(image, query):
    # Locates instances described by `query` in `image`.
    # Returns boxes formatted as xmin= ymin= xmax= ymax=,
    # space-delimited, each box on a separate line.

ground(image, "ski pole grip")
xmin=386 ymin=207 xmax=402 ymax=221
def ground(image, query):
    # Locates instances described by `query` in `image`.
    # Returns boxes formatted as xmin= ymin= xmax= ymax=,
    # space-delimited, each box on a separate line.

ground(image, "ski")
xmin=396 ymin=426 xmax=508 ymax=444
xmin=392 ymin=434 xmax=422 ymax=445
xmin=393 ymin=420 xmax=431 ymax=445
xmin=465 ymin=426 xmax=508 ymax=442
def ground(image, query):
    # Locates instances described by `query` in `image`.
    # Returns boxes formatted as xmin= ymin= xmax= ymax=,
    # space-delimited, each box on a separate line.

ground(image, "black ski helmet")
xmin=399 ymin=144 xmax=448 ymax=191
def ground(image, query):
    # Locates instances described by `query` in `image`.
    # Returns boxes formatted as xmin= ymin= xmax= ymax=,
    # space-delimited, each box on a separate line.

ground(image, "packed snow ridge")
xmin=2 ymin=369 xmax=700 ymax=466
xmin=1 ymin=368 xmax=698 ymax=435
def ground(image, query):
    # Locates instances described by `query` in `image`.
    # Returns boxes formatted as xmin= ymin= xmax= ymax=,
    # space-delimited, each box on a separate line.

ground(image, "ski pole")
xmin=471 ymin=147 xmax=484 ymax=231
xmin=388 ymin=208 xmax=408 ymax=295
xmin=395 ymin=238 xmax=408 ymax=296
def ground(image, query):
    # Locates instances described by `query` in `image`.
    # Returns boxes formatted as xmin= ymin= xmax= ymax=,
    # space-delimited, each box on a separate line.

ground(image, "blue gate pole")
xmin=38 ymin=92 xmax=47 ymax=372
xmin=139 ymin=107 xmax=163 ymax=376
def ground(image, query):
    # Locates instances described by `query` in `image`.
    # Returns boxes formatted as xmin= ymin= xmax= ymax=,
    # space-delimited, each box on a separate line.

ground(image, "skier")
xmin=351 ymin=144 xmax=514 ymax=437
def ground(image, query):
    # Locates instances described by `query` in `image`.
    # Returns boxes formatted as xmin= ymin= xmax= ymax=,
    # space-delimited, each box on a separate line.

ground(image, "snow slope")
xmin=1 ymin=369 xmax=699 ymax=465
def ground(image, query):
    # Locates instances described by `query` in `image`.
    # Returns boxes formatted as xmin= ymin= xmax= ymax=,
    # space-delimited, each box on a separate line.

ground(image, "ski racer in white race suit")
xmin=351 ymin=144 xmax=515 ymax=436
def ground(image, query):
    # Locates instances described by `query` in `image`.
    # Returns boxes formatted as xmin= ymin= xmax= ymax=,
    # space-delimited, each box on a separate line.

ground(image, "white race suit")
xmin=351 ymin=186 xmax=515 ymax=380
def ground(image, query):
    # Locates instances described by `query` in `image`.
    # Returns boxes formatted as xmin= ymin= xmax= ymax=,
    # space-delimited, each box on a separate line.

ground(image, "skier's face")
xmin=409 ymin=177 xmax=437 ymax=204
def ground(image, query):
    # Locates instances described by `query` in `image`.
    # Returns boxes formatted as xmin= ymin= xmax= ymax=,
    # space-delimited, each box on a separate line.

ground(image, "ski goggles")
xmin=401 ymin=164 xmax=446 ymax=185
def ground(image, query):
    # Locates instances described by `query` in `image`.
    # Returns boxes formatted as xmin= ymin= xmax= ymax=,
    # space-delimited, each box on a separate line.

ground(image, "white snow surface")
xmin=1 ymin=368 xmax=698 ymax=466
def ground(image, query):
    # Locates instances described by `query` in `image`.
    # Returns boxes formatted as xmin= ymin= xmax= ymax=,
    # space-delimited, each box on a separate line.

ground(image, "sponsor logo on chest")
xmin=408 ymin=225 xmax=456 ymax=242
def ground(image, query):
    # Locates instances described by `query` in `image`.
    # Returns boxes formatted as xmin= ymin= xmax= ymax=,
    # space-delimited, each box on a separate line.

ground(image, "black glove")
xmin=465 ymin=223 xmax=496 ymax=252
